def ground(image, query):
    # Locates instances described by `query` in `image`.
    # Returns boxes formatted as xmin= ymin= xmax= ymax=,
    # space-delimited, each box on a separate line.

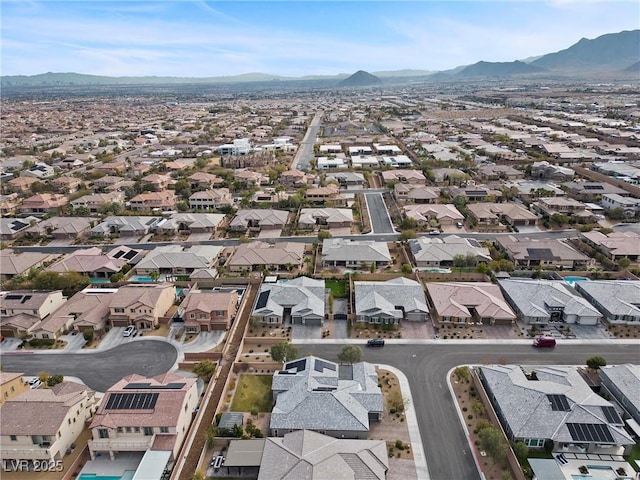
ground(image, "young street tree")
xmin=337 ymin=345 xmax=363 ymax=364
xmin=586 ymin=356 xmax=607 ymax=370
xmin=270 ymin=342 xmax=299 ymax=363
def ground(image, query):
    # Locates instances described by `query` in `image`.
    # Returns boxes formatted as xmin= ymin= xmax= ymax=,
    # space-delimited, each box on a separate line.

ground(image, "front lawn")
xmin=626 ymin=444 xmax=640 ymax=472
xmin=326 ymin=280 xmax=348 ymax=298
xmin=230 ymin=374 xmax=273 ymax=413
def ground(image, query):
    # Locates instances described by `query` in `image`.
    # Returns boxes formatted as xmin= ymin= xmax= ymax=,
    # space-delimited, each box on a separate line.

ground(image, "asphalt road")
xmin=299 ymin=342 xmax=640 ymax=480
xmin=0 ymin=339 xmax=178 ymax=392
xmin=365 ymin=192 xmax=396 ymax=234
xmin=292 ymin=111 xmax=323 ymax=171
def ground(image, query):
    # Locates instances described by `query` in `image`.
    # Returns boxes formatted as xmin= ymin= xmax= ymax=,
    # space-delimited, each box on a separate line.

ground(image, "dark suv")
xmin=367 ymin=338 xmax=385 ymax=347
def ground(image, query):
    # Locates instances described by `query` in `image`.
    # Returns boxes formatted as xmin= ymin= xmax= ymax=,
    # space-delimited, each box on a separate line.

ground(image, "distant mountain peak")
xmin=338 ymin=70 xmax=381 ymax=87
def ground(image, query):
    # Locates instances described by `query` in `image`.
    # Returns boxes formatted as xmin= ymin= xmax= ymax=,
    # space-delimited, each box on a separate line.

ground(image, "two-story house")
xmin=108 ymin=284 xmax=176 ymax=330
xmin=179 ymin=290 xmax=238 ymax=332
xmin=88 ymin=373 xmax=198 ymax=462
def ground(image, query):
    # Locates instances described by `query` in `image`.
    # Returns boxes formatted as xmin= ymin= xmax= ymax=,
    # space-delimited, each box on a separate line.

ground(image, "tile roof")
xmin=409 ymin=236 xmax=490 ymax=264
xmin=270 ymin=357 xmax=382 ymax=434
xmin=427 ymin=282 xmax=516 ymax=321
xmin=321 ymin=238 xmax=390 ymax=263
xmin=229 ymin=241 xmax=304 ymax=268
xmin=355 ymin=277 xmax=428 ymax=318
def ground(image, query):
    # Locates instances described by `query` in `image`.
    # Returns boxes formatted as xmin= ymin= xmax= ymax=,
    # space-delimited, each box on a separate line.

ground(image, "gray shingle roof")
xmin=322 ymin=238 xmax=390 ymax=263
xmin=253 ymin=277 xmax=325 ymax=320
xmin=270 ymin=356 xmax=382 ymax=434
xmin=355 ymin=277 xmax=428 ymax=318
xmin=575 ymin=281 xmax=640 ymax=319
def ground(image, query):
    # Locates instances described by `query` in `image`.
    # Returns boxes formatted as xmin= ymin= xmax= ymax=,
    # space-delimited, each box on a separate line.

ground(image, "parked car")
xmin=27 ymin=377 xmax=42 ymax=389
xmin=366 ymin=338 xmax=385 ymax=347
xmin=428 ymin=230 xmax=440 ymax=235
xmin=533 ymin=336 xmax=556 ymax=348
xmin=123 ymin=325 xmax=136 ymax=337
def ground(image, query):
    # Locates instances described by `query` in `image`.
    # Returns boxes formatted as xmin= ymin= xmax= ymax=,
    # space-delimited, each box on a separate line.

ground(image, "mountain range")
xmin=1 ymin=29 xmax=638 ymax=87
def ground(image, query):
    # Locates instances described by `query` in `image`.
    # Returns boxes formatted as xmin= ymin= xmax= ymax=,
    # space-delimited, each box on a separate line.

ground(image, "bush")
xmin=83 ymin=328 xmax=94 ymax=343
xmin=47 ymin=374 xmax=64 ymax=386
xmin=28 ymin=338 xmax=55 ymax=348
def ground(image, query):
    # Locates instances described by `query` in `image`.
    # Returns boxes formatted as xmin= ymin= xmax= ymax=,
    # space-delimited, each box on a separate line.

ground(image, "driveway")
xmin=0 ymin=340 xmax=178 ymax=392
xmin=291 ymin=324 xmax=322 ymax=340
xmin=364 ymin=192 xmax=396 ymax=234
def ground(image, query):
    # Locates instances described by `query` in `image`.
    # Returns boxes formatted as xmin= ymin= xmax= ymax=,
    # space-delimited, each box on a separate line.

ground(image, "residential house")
xmin=71 ymin=191 xmax=125 ymax=213
xmin=467 ymin=203 xmax=539 ymax=230
xmin=234 ymin=169 xmax=268 ymax=188
xmin=575 ymin=281 xmax=640 ymax=325
xmin=394 ymin=184 xmax=440 ymax=204
xmin=0 ymin=193 xmax=20 ymax=216
xmin=129 ymin=191 xmax=177 ymax=212
xmin=304 ymin=184 xmax=346 ymax=206
xmin=228 ymin=241 xmax=304 ymax=273
xmin=581 ymin=231 xmax=640 ymax=262
xmin=374 ymin=144 xmax=402 ymax=155
xmin=24 ymin=216 xmax=93 ymax=240
xmin=51 ymin=176 xmax=82 ymax=194
xmin=141 ymin=173 xmax=174 ymax=191
xmin=0 ymin=290 xmax=66 ymax=338
xmin=91 ymin=216 xmax=163 ymax=237
xmin=347 ymin=146 xmax=373 ymax=155
xmin=108 ymin=284 xmax=176 ymax=329
xmin=599 ymin=365 xmax=640 ymax=426
xmin=229 ymin=209 xmax=289 ymax=233
xmin=219 ymin=138 xmax=252 ymax=156
xmin=316 ymin=156 xmax=347 ymax=169
xmin=0 ymin=217 xmax=39 ymax=240
xmin=321 ymin=238 xmax=391 ymax=269
xmin=95 ymin=160 xmax=126 ymax=175
xmin=92 ymin=176 xmax=127 ymax=192
xmin=350 ymin=155 xmax=380 ymax=169
xmin=531 ymin=161 xmax=575 ymax=181
xmin=0 ymin=250 xmax=56 ymax=282
xmin=562 ymin=182 xmax=628 ymax=202
xmin=20 ymin=162 xmax=54 ymax=180
xmin=188 ymin=172 xmax=225 ymax=191
xmin=499 ymin=279 xmax=601 ymax=325
xmin=506 ymin=181 xmax=565 ymax=201
xmin=532 ymin=197 xmax=595 ymax=223
xmin=189 ymin=188 xmax=232 ymax=211
xmin=477 ymin=164 xmax=524 ymax=182
xmin=403 ymin=204 xmax=464 ymax=228
xmin=7 ymin=176 xmax=39 ymax=194
xmin=134 ymin=245 xmax=221 ymax=276
xmin=251 ymin=189 xmax=290 ymax=205
xmin=496 ymin=236 xmax=593 ymax=269
xmin=446 ymin=186 xmax=502 ymax=202
xmin=479 ymin=365 xmax=634 ymax=454
xmin=381 ymin=169 xmax=426 ymax=185
xmin=33 ymin=290 xmax=115 ymax=338
xmin=251 ymin=277 xmax=324 ymax=326
xmin=601 ymin=194 xmax=640 ymax=217
xmin=270 ymin=356 xmax=383 ymax=439
xmin=88 ymin=373 xmax=198 ymax=461
xmin=0 ymin=372 xmax=29 ymax=406
xmin=280 ymin=170 xmax=313 ymax=188
xmin=426 ymin=282 xmax=515 ymax=326
xmin=354 ymin=277 xmax=428 ymax=324
xmin=318 ymin=144 xmax=343 ymax=154
xmin=178 ymin=290 xmax=238 ymax=332
xmin=19 ymin=193 xmax=68 ymax=215
xmin=408 ymin=236 xmax=491 ymax=269
xmin=431 ymin=168 xmax=469 ymax=186
xmin=298 ymin=208 xmax=353 ymax=231
xmin=326 ymin=172 xmax=365 ymax=189
xmin=47 ymin=247 xmax=126 ymax=279
xmin=1 ymin=382 xmax=97 ymax=464
xmin=225 ymin=431 xmax=388 ymax=480
xmin=157 ymin=213 xmax=225 ymax=235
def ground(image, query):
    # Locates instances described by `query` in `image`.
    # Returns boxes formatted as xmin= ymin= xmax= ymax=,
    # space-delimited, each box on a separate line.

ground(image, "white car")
xmin=123 ymin=326 xmax=136 ymax=337
xmin=27 ymin=377 xmax=42 ymax=389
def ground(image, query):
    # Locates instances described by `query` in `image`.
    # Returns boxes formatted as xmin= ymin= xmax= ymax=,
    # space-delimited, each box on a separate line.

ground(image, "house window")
xmin=42 ymin=334 xmax=49 ymax=339
xmin=143 ymin=427 xmax=153 ymax=436
xmin=134 ymin=427 xmax=140 ymax=433
xmin=114 ymin=308 xmax=124 ymax=313
xmin=190 ymin=313 xmax=195 ymax=319
xmin=125 ymin=427 xmax=131 ymax=433
xmin=160 ymin=427 xmax=169 ymax=433
xmin=117 ymin=427 xmax=123 ymax=433
xmin=3 ymin=392 xmax=7 ymax=398
xmin=98 ymin=429 xmax=109 ymax=439
xmin=130 ymin=309 xmax=135 ymax=313
xmin=10 ymin=435 xmax=17 ymax=441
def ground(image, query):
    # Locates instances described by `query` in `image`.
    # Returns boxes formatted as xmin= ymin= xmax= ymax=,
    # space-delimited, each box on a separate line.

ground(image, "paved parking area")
xmin=257 ymin=229 xmax=283 ymax=238
xmin=187 ymin=232 xmax=213 ymax=242
xmin=291 ymin=323 xmax=322 ymax=340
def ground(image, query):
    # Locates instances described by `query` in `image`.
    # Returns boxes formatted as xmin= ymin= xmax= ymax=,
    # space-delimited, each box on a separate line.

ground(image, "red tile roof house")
xmin=108 ymin=284 xmax=176 ymax=329
xmin=188 ymin=172 xmax=225 ymax=190
xmin=19 ymin=193 xmax=69 ymax=214
xmin=88 ymin=373 xmax=198 ymax=462
xmin=179 ymin=290 xmax=238 ymax=332
xmin=129 ymin=191 xmax=177 ymax=212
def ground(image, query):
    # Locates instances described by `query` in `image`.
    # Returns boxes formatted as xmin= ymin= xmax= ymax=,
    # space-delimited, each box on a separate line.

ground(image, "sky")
xmin=1 ymin=0 xmax=639 ymax=77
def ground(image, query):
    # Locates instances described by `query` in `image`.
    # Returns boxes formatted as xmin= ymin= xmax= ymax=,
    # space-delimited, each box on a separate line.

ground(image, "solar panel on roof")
xmin=314 ymin=359 xmax=337 ymax=373
xmin=547 ymin=394 xmax=571 ymax=411
xmin=567 ymin=423 xmax=614 ymax=443
xmin=255 ymin=291 xmax=270 ymax=309
xmin=112 ymin=250 xmax=125 ymax=259
xmin=104 ymin=392 xmax=159 ymax=410
xmin=285 ymin=359 xmax=306 ymax=372
xmin=124 ymin=250 xmax=138 ymax=260
xmin=602 ymin=406 xmax=622 ymax=425
xmin=124 ymin=382 xmax=186 ymax=390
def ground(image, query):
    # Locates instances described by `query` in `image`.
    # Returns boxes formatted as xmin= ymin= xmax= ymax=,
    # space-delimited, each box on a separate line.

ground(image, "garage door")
xmin=303 ymin=317 xmax=323 ymax=327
